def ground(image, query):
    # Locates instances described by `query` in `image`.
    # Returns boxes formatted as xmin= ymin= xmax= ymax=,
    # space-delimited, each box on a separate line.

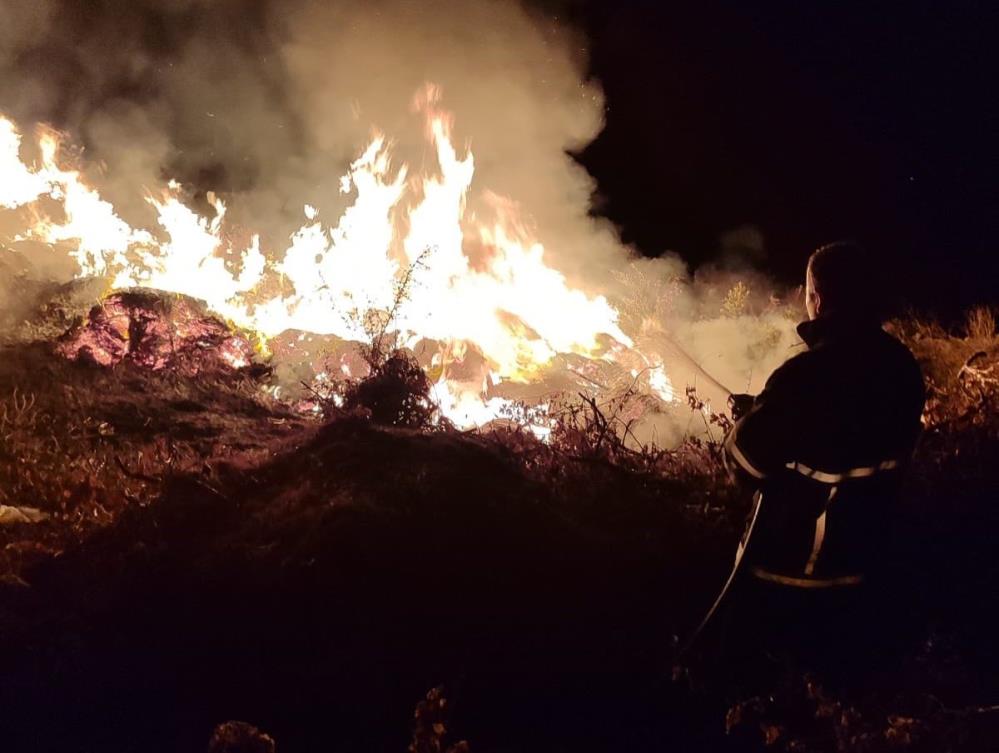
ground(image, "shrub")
xmin=342 ymin=350 xmax=449 ymax=430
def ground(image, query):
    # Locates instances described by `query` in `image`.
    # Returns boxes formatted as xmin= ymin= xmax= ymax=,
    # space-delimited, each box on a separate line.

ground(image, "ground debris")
xmin=0 ymin=505 xmax=49 ymax=525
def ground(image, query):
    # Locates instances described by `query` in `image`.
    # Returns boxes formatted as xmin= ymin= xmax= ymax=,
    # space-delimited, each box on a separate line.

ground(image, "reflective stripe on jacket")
xmin=724 ymin=313 xmax=925 ymax=586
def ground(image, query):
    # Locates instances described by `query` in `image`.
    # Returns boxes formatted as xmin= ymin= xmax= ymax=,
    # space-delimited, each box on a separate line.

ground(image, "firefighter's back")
xmin=716 ymin=242 xmax=927 ymax=684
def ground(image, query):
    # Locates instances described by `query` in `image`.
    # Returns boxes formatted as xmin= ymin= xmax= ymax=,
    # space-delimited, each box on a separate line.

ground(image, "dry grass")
xmin=964 ymin=305 xmax=997 ymax=341
xmin=0 ymin=339 xmax=311 ymax=580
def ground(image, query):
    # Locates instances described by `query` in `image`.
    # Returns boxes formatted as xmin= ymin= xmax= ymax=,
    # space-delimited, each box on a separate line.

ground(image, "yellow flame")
xmin=0 ymin=91 xmax=675 ymax=429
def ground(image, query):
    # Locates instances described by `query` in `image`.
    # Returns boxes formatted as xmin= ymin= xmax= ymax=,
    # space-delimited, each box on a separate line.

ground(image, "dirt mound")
xmin=0 ymin=299 xmax=309 ymax=580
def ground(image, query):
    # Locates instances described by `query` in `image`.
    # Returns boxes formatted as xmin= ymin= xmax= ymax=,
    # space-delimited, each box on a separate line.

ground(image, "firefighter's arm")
xmin=723 ymin=360 xmax=802 ymax=481
xmin=727 ymin=393 xmax=754 ymax=421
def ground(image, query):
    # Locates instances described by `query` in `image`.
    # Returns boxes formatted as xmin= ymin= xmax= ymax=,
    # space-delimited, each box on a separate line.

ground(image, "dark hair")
xmin=807 ymin=241 xmax=881 ymax=318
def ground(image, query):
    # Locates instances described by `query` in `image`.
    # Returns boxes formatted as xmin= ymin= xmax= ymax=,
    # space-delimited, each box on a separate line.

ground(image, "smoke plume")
xmin=0 ymin=0 xmax=625 ymax=275
xmin=0 ymin=0 xmax=801 ymax=438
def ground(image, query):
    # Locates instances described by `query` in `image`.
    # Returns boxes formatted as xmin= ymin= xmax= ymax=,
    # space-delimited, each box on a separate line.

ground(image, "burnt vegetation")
xmin=0 ymin=292 xmax=996 ymax=752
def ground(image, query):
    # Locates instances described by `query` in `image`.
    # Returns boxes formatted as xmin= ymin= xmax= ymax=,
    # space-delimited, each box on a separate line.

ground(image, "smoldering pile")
xmin=56 ymin=289 xmax=262 ymax=375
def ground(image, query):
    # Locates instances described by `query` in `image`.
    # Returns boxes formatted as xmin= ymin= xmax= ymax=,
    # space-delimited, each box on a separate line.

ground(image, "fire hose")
xmin=677 ymin=490 xmax=764 ymax=659
xmin=659 ymin=335 xmax=734 ymax=404
xmin=644 ymin=336 xmax=762 ymax=660
xmin=663 ymin=353 xmax=758 ymax=660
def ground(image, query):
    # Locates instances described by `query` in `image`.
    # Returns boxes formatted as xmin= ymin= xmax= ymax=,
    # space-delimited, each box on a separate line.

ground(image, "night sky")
xmin=575 ymin=1 xmax=997 ymax=317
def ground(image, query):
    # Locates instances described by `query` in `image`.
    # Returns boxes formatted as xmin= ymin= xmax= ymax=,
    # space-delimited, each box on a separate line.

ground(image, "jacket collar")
xmin=796 ymin=312 xmax=882 ymax=348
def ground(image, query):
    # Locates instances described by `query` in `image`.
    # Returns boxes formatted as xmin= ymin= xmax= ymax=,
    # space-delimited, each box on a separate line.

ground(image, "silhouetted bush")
xmin=342 ymin=350 xmax=450 ymax=430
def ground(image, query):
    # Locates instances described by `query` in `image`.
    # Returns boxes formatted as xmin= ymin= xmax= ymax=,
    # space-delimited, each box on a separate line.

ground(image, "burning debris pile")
xmin=57 ymin=290 xmax=261 ymax=374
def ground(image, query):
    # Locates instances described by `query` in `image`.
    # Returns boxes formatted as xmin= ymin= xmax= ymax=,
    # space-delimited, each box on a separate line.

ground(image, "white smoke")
xmin=0 ymin=0 xmax=802 ymax=439
xmin=0 ymin=0 xmax=622 ymax=275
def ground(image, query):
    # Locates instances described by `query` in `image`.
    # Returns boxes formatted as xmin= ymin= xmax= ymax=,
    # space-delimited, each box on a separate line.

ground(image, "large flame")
xmin=0 ymin=86 xmax=675 ymax=428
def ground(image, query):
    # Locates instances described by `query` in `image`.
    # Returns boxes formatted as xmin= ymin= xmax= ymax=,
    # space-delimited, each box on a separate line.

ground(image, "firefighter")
xmin=717 ymin=241 xmax=926 ymax=679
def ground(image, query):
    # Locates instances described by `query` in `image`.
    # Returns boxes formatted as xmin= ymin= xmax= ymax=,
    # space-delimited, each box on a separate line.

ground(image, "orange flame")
xmin=0 ymin=89 xmax=676 ymax=428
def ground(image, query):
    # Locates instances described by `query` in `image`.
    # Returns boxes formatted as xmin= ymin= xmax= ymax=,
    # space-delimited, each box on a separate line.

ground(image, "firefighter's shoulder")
xmin=756 ymin=347 xmax=817 ymax=400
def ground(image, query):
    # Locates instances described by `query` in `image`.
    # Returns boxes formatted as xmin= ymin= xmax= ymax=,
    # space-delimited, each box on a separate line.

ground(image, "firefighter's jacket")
xmin=724 ymin=313 xmax=925 ymax=588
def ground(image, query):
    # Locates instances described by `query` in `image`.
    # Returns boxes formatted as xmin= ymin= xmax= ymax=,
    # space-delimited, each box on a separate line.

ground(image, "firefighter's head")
xmin=805 ymin=241 xmax=877 ymax=321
